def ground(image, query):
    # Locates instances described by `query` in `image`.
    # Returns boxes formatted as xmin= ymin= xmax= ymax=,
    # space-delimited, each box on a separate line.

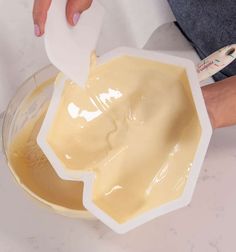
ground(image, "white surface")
xmin=0 ymin=1 xmax=50 ymax=113
xmin=97 ymin=0 xmax=175 ymax=54
xmin=0 ymin=0 xmax=235 ymax=251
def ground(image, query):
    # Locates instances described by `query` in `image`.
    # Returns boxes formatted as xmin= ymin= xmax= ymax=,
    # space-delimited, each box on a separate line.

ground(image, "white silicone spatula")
xmin=44 ymin=0 xmax=105 ymax=86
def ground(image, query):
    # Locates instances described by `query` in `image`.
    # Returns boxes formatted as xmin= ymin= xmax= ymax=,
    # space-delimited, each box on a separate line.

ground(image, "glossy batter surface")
xmin=48 ymin=56 xmax=201 ymax=223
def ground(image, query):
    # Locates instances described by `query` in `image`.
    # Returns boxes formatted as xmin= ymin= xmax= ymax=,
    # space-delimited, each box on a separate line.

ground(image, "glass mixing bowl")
xmin=1 ymin=65 xmax=93 ymax=219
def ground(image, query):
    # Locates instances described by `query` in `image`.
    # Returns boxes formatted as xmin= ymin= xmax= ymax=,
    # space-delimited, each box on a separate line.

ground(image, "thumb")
xmin=66 ymin=0 xmax=93 ymax=26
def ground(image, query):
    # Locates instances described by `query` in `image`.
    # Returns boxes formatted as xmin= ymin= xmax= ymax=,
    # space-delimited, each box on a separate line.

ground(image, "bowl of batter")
xmin=1 ymin=65 xmax=93 ymax=219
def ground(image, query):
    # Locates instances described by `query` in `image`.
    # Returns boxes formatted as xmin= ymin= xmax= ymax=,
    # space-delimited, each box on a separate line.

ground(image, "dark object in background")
xmin=168 ymin=0 xmax=236 ymax=81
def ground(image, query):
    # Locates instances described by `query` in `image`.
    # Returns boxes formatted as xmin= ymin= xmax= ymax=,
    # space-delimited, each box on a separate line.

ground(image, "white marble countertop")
xmin=0 ymin=1 xmax=236 ymax=251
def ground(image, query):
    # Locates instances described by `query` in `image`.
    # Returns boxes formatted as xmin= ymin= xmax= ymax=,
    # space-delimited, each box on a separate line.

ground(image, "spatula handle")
xmin=197 ymin=44 xmax=236 ymax=82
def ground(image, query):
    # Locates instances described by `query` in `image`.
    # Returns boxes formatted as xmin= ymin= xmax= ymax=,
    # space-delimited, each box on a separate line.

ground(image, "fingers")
xmin=33 ymin=0 xmax=52 ymax=36
xmin=33 ymin=0 xmax=92 ymax=37
xmin=66 ymin=0 xmax=93 ymax=26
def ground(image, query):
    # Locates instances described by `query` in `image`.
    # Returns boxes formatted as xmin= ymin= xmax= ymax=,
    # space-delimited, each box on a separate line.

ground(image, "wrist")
xmin=201 ymin=76 xmax=236 ymax=129
xmin=202 ymin=85 xmax=218 ymax=129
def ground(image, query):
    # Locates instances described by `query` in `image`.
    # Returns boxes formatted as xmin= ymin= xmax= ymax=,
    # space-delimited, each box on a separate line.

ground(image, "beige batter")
xmin=8 ymin=109 xmax=85 ymax=212
xmin=47 ymin=56 xmax=201 ymax=223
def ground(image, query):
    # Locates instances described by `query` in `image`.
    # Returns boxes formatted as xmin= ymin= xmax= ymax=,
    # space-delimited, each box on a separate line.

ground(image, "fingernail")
xmin=34 ymin=24 xmax=41 ymax=37
xmin=73 ymin=12 xmax=80 ymax=25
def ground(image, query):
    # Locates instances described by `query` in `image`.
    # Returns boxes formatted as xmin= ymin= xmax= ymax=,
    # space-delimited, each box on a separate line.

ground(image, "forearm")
xmin=202 ymin=76 xmax=236 ymax=129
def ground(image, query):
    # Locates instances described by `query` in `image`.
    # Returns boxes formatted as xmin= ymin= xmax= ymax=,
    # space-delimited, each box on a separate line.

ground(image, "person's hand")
xmin=33 ymin=0 xmax=93 ymax=37
xmin=202 ymin=76 xmax=236 ymax=129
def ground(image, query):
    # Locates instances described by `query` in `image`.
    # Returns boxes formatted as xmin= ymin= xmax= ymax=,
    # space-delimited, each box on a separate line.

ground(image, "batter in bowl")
xmin=8 ymin=108 xmax=86 ymax=215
